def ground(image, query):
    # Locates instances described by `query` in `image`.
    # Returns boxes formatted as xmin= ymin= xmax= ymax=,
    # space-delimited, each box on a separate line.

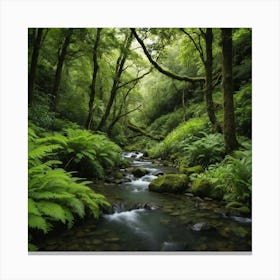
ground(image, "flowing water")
xmin=38 ymin=151 xmax=251 ymax=252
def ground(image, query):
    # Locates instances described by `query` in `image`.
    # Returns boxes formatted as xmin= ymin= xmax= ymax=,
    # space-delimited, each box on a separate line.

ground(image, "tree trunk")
xmin=85 ymin=28 xmax=102 ymax=130
xmin=52 ymin=28 xmax=73 ymax=112
xmin=97 ymin=32 xmax=133 ymax=131
xmin=180 ymin=28 xmax=220 ymax=131
xmin=28 ymin=28 xmax=44 ymax=105
xmin=205 ymin=28 xmax=221 ymax=132
xmin=221 ymin=28 xmax=239 ymax=153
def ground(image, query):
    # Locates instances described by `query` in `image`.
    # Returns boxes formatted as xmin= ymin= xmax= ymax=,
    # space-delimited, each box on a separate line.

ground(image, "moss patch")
xmin=132 ymin=167 xmax=148 ymax=178
xmin=191 ymin=178 xmax=223 ymax=200
xmin=179 ymin=165 xmax=204 ymax=174
xmin=149 ymin=174 xmax=189 ymax=193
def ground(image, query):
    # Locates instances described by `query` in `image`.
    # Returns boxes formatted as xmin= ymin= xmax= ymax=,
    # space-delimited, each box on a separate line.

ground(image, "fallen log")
xmin=127 ymin=122 xmax=164 ymax=141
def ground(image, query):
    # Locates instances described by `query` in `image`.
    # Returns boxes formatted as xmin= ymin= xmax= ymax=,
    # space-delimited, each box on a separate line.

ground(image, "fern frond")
xmin=36 ymin=201 xmax=67 ymax=224
xmin=28 ymin=214 xmax=50 ymax=234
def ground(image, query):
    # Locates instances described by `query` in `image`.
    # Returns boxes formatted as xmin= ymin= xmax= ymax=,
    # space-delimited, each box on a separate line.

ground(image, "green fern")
xmin=180 ymin=133 xmax=225 ymax=167
xmin=190 ymin=144 xmax=252 ymax=207
xmin=28 ymin=123 xmax=111 ymax=250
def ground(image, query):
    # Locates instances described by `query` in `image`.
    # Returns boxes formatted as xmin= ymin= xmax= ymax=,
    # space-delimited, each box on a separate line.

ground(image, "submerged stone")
xmin=131 ymin=167 xmax=149 ymax=178
xmin=149 ymin=174 xmax=189 ymax=193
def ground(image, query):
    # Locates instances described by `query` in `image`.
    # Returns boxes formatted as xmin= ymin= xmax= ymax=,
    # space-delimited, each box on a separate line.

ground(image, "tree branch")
xmin=117 ymin=69 xmax=152 ymax=89
xmin=131 ymin=28 xmax=205 ymax=83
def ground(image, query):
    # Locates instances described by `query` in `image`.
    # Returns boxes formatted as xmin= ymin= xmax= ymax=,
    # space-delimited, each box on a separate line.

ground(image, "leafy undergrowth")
xmin=35 ymin=126 xmax=122 ymax=179
xmin=146 ymin=114 xmax=251 ymax=211
xmin=190 ymin=143 xmax=252 ymax=211
xmin=28 ymin=122 xmax=122 ymax=250
xmin=148 ymin=117 xmax=209 ymax=160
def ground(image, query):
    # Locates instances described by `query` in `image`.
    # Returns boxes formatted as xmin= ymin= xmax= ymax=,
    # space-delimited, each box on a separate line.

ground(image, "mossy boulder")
xmin=132 ymin=167 xmax=148 ymax=178
xmin=149 ymin=174 xmax=189 ymax=193
xmin=191 ymin=178 xmax=223 ymax=200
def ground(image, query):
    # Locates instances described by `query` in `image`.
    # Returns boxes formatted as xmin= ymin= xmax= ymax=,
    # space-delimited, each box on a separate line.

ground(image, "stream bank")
xmin=37 ymin=151 xmax=251 ymax=252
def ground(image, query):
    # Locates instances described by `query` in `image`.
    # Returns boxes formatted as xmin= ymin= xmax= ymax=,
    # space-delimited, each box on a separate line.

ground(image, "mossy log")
xmin=127 ymin=122 xmax=164 ymax=141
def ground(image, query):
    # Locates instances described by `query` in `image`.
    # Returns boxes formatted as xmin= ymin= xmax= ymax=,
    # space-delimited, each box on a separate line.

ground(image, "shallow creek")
xmin=39 ymin=151 xmax=251 ymax=252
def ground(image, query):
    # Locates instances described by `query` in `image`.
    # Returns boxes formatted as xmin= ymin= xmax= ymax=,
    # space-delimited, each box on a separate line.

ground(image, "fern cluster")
xmin=28 ymin=123 xmax=112 ymax=250
xmin=36 ymin=128 xmax=122 ymax=178
xmin=190 ymin=146 xmax=252 ymax=207
xmin=179 ymin=133 xmax=225 ymax=167
xmin=149 ymin=117 xmax=208 ymax=159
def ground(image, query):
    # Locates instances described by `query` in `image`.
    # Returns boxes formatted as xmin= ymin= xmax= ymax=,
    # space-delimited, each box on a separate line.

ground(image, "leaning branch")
xmin=127 ymin=121 xmax=164 ymax=141
xmin=131 ymin=28 xmax=205 ymax=83
xmin=117 ymin=69 xmax=152 ymax=89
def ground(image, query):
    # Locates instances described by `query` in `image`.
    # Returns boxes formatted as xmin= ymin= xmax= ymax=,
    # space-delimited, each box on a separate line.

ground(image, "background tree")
xmin=52 ymin=28 xmax=73 ymax=112
xmin=97 ymin=30 xmax=133 ymax=131
xmin=85 ymin=28 xmax=102 ymax=130
xmin=28 ymin=28 xmax=46 ymax=105
xmin=221 ymin=28 xmax=239 ymax=153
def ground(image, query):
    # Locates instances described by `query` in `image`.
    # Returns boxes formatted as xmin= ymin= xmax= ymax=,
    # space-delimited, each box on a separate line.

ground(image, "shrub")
xmin=180 ymin=133 xmax=225 ymax=167
xmin=149 ymin=117 xmax=208 ymax=159
xmin=29 ymin=104 xmax=55 ymax=130
xmin=28 ymin=126 xmax=110 ymax=250
xmin=148 ymin=109 xmax=184 ymax=136
xmin=36 ymin=128 xmax=122 ymax=178
xmin=190 ymin=145 xmax=252 ymax=207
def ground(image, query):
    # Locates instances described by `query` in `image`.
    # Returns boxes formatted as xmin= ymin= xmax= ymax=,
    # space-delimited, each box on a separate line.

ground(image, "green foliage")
xmin=29 ymin=104 xmax=55 ymax=130
xmin=29 ymin=165 xmax=109 ymax=233
xmin=35 ymin=127 xmax=122 ymax=178
xmin=149 ymin=117 xmax=207 ymax=159
xmin=234 ymin=83 xmax=252 ymax=138
xmin=28 ymin=124 xmax=110 ymax=249
xmin=148 ymin=109 xmax=184 ymax=136
xmin=179 ymin=133 xmax=225 ymax=167
xmin=190 ymin=144 xmax=251 ymax=207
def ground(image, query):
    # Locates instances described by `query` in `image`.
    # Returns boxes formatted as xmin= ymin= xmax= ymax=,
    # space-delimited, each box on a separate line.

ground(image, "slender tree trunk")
xmin=28 ymin=28 xmax=44 ymax=105
xmin=205 ymin=28 xmax=221 ymax=132
xmin=181 ymin=28 xmax=220 ymax=131
xmin=52 ymin=28 xmax=73 ymax=112
xmin=221 ymin=28 xmax=239 ymax=153
xmin=97 ymin=32 xmax=133 ymax=131
xmin=85 ymin=28 xmax=102 ymax=130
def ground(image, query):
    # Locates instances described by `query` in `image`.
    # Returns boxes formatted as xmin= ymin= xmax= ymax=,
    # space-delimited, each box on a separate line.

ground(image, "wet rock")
xmin=190 ymin=222 xmax=216 ymax=232
xmin=191 ymin=178 xmax=223 ymax=200
xmin=149 ymin=174 xmax=189 ymax=193
xmin=131 ymin=167 xmax=149 ymax=178
xmin=132 ymin=202 xmax=158 ymax=210
xmin=112 ymin=202 xmax=126 ymax=213
xmin=194 ymin=196 xmax=204 ymax=202
xmin=184 ymin=193 xmax=194 ymax=197
xmin=154 ymin=171 xmax=164 ymax=176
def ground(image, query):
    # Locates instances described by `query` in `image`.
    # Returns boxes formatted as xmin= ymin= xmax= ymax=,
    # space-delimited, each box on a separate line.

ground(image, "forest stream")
xmin=38 ymin=151 xmax=251 ymax=252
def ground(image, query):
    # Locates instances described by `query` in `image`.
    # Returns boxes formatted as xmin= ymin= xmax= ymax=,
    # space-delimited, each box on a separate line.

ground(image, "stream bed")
xmin=38 ymin=151 xmax=251 ymax=252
